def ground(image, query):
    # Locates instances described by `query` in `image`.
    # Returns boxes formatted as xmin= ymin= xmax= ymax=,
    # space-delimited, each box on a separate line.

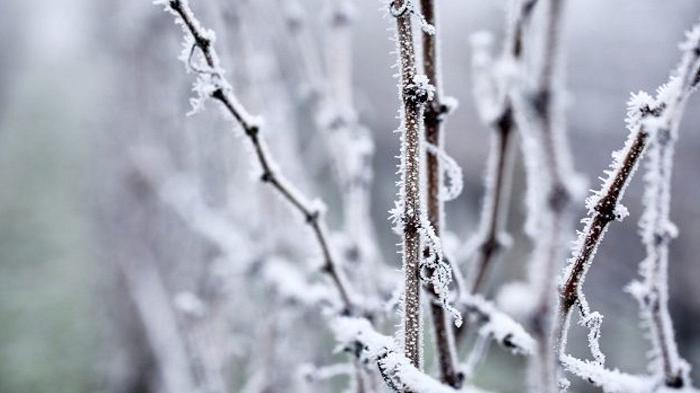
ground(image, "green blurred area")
xmin=0 ymin=64 xmax=98 ymax=393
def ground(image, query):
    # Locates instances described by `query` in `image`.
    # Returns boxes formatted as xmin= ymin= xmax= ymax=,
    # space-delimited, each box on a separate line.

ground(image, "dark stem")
xmin=419 ymin=0 xmax=462 ymax=387
xmin=392 ymin=0 xmax=424 ymax=368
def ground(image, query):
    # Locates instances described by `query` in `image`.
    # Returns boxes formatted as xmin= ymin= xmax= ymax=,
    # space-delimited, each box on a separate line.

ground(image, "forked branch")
xmin=155 ymin=0 xmax=359 ymax=314
xmin=555 ymin=21 xmax=700 ymax=391
xmin=630 ymin=23 xmax=700 ymax=390
xmin=462 ymin=0 xmax=540 ymax=298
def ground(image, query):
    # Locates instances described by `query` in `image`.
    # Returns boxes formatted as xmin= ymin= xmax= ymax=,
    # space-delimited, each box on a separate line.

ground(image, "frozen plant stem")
xmin=640 ymin=116 xmax=685 ymax=389
xmin=634 ymin=25 xmax=700 ymax=389
xmin=156 ymin=0 xmax=358 ymax=313
xmin=516 ymin=0 xmax=577 ymax=391
xmin=555 ymin=22 xmax=700 ymax=389
xmin=453 ymin=0 xmax=538 ymax=350
xmin=465 ymin=0 xmax=540 ymax=297
xmin=419 ymin=0 xmax=461 ymax=387
xmin=465 ymin=113 xmax=515 ymax=295
xmin=390 ymin=0 xmax=426 ymax=368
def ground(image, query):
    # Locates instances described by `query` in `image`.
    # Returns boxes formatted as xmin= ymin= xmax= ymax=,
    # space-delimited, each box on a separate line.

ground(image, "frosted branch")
xmin=388 ymin=0 xmax=429 ymax=368
xmin=454 ymin=0 xmax=535 ymax=354
xmin=331 ymin=317 xmax=494 ymax=393
xmin=130 ymin=147 xmax=337 ymax=309
xmin=556 ymin=19 xmax=700 ymax=392
xmin=630 ymin=22 xmax=700 ymax=390
xmin=458 ymin=294 xmax=535 ymax=356
xmin=461 ymin=0 xmax=541 ymax=297
xmin=561 ymin=355 xmax=651 ymax=393
xmin=155 ymin=0 xmax=360 ymax=314
xmin=503 ymin=1 xmax=581 ymax=391
xmin=419 ymin=0 xmax=462 ymax=386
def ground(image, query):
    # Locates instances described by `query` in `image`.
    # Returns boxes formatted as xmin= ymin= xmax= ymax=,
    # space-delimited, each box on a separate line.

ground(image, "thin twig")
xmin=631 ymin=24 xmax=700 ymax=390
xmin=463 ymin=0 xmax=538 ymax=296
xmin=554 ymin=22 xmax=700 ymax=388
xmin=156 ymin=0 xmax=359 ymax=314
xmin=454 ymin=0 xmax=538 ymax=348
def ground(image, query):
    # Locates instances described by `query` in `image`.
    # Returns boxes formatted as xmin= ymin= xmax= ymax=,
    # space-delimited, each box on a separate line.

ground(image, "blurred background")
xmin=0 ymin=1 xmax=699 ymax=392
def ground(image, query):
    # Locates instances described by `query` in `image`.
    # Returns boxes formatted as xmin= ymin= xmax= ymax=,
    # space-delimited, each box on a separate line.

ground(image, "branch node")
xmin=260 ymin=171 xmax=273 ymax=183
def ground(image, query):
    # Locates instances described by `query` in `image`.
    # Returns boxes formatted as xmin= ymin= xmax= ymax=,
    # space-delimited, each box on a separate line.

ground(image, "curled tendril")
xmin=420 ymin=222 xmax=463 ymax=327
xmin=186 ymin=43 xmax=219 ymax=77
xmin=388 ymin=0 xmax=435 ymax=35
xmin=388 ymin=0 xmax=409 ymax=17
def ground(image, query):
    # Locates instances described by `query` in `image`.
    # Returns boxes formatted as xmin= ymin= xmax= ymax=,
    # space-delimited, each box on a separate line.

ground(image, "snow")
xmin=561 ymin=354 xmax=650 ymax=393
xmin=262 ymin=257 xmax=334 ymax=307
xmin=460 ymin=294 xmax=535 ymax=355
xmin=331 ymin=317 xmax=493 ymax=393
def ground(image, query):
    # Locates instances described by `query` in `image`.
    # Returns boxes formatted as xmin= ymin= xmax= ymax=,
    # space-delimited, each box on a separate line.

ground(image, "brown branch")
xmin=389 ymin=0 xmax=428 ymax=368
xmin=631 ymin=25 xmax=700 ymax=390
xmin=555 ymin=27 xmax=700 ymax=388
xmin=419 ymin=0 xmax=462 ymax=388
xmin=463 ymin=0 xmax=541 ymax=299
xmin=553 ymin=27 xmax=700 ymax=364
xmin=454 ymin=0 xmax=538 ymax=346
xmin=465 ymin=107 xmax=516 ymax=295
xmin=158 ymin=0 xmax=359 ymax=314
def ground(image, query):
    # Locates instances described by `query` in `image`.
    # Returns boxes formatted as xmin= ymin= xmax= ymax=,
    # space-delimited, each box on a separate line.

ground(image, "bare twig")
xmin=554 ymin=21 xmax=700 ymax=390
xmin=629 ymin=24 xmax=700 ymax=390
xmin=418 ymin=0 xmax=462 ymax=387
xmin=454 ymin=0 xmax=538 ymax=350
xmin=155 ymin=0 xmax=359 ymax=313
xmin=462 ymin=0 xmax=538 ymax=296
